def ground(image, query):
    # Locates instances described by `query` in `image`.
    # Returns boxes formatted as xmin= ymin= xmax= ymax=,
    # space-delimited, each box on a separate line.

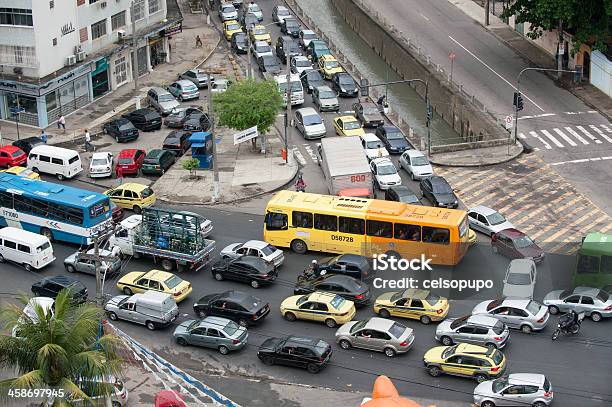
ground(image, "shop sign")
xmin=163 ymin=21 xmax=182 ymax=36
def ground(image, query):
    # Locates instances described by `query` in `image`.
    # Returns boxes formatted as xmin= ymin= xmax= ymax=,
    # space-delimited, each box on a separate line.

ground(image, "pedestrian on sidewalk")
xmin=84 ymin=129 xmax=94 ymax=152
xmin=195 ymin=35 xmax=203 ymax=48
xmin=40 ymin=129 xmax=48 ymax=144
xmin=57 ymin=115 xmax=66 ymax=133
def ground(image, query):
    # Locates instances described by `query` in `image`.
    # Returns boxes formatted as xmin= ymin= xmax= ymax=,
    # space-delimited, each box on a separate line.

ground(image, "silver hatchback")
xmin=435 ymin=314 xmax=509 ymax=349
xmin=472 ymin=298 xmax=549 ymax=333
xmin=543 ymin=286 xmax=612 ymax=322
xmin=335 ymin=317 xmax=415 ymax=357
xmin=173 ymin=316 xmax=247 ymax=354
xmin=474 ymin=373 xmax=553 ymax=407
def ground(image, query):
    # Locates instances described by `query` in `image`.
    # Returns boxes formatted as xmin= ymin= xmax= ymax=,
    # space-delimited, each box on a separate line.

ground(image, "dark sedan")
xmin=162 ymin=130 xmax=191 ymax=156
xmin=280 ymin=18 xmax=301 ymax=37
xmin=257 ymin=55 xmax=282 ymax=75
xmin=294 ymin=274 xmax=371 ymax=307
xmin=122 ymin=108 xmax=162 ymax=132
xmin=353 ymin=101 xmax=384 ymax=127
xmin=102 ymin=118 xmax=139 ymax=142
xmin=419 ymin=176 xmax=458 ymax=208
xmin=300 ymin=69 xmax=324 ymax=94
xmin=182 ymin=112 xmax=211 ymax=133
xmin=231 ymin=32 xmax=248 ymax=53
xmin=31 ymin=275 xmax=88 ymax=304
xmin=193 ymin=290 xmax=270 ymax=326
xmin=211 ymin=255 xmax=278 ymax=288
xmin=375 ymin=125 xmax=412 ymax=154
xmin=164 ymin=106 xmax=203 ymax=128
xmin=321 ymin=254 xmax=373 ymax=281
xmin=384 ymin=185 xmax=422 ymax=205
xmin=492 ymin=228 xmax=545 ymax=263
xmin=12 ymin=137 xmax=44 ymax=154
xmin=331 ymin=72 xmax=358 ymax=97
xmin=258 ymin=335 xmax=332 ymax=374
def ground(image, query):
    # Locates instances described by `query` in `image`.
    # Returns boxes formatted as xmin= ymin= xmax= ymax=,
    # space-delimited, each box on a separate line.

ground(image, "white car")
xmin=503 ymin=259 xmax=537 ymax=299
xmin=399 ymin=150 xmax=433 ymax=180
xmin=211 ymin=79 xmax=230 ymax=93
xmin=252 ymin=41 xmax=273 ymax=59
xmin=295 ymin=107 xmax=326 ymax=139
xmin=219 ymin=3 xmax=238 ymax=21
xmin=245 ymin=2 xmax=263 ymax=21
xmin=468 ymin=205 xmax=515 ymax=236
xmin=474 ymin=373 xmax=553 ymax=407
xmin=13 ymin=297 xmax=55 ymax=337
xmin=89 ymin=152 xmax=113 ymax=178
xmin=220 ymin=240 xmax=284 ymax=267
xmin=360 ymin=133 xmax=389 ymax=161
xmin=290 ymin=56 xmax=313 ymax=75
xmin=370 ymin=157 xmax=402 ymax=190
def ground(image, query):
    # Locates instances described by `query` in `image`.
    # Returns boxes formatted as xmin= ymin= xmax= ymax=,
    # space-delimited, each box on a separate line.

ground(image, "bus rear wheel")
xmin=161 ymin=259 xmax=174 ymax=271
xmin=291 ymin=239 xmax=307 ymax=254
xmin=40 ymin=228 xmax=54 ymax=242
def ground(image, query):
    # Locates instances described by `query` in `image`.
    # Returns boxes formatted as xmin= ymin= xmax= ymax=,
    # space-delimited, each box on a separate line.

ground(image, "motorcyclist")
xmin=295 ymin=174 xmax=306 ymax=192
xmin=559 ymin=310 xmax=578 ymax=330
xmin=305 ymin=260 xmax=327 ymax=278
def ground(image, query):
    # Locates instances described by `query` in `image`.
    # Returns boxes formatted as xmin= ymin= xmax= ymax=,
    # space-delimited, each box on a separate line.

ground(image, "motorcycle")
xmin=551 ymin=311 xmax=585 ymax=341
xmin=297 ymin=266 xmax=327 ymax=284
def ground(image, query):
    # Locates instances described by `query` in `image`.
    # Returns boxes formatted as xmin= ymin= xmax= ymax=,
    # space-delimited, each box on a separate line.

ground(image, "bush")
xmin=182 ymin=158 xmax=200 ymax=178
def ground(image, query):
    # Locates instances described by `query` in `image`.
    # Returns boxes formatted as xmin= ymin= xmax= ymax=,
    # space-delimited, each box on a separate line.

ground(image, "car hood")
xmin=412 ymin=164 xmax=434 ymax=175
xmin=304 ymin=123 xmax=326 ymax=134
xmin=516 ymin=245 xmax=543 ymax=258
xmin=472 ymin=301 xmax=491 ymax=315
xmin=173 ymin=320 xmax=194 ymax=336
xmin=435 ymin=318 xmax=453 ymax=334
xmin=503 ymin=284 xmax=533 ymax=299
xmin=105 ymin=295 xmax=129 ymax=309
xmin=335 ymin=320 xmax=358 ymax=337
xmin=377 ymin=173 xmax=401 ymax=184
xmin=321 ymin=97 xmax=339 ymax=105
xmin=489 ymin=220 xmax=515 ymax=233
xmin=281 ymin=295 xmax=301 ymax=309
xmin=220 ymin=243 xmax=241 ymax=256
xmin=433 ymin=192 xmax=456 ymax=204
xmin=160 ymin=100 xmax=180 ymax=110
xmin=543 ymin=290 xmax=564 ymax=304
xmin=423 ymin=346 xmax=446 ymax=362
xmin=118 ymin=271 xmax=142 ymax=285
xmin=473 ymin=381 xmax=494 ymax=397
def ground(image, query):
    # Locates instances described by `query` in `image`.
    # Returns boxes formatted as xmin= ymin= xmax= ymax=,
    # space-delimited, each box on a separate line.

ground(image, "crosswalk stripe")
xmin=446 ymin=170 xmax=497 ymax=191
xmin=589 ymin=125 xmax=612 ymax=143
xmin=563 ymin=127 xmax=589 ymax=144
xmin=495 ymin=183 xmax=553 ymax=214
xmin=540 ymin=129 xmax=564 ymax=148
xmin=537 ymin=210 xmax=600 ymax=242
xmin=452 ymin=171 xmax=500 ymax=196
xmin=518 ymin=195 xmax=583 ymax=226
xmin=529 ymin=131 xmax=552 ymax=149
xmin=576 ymin=125 xmax=602 ymax=143
xmin=600 ymin=124 xmax=612 ymax=133
xmin=292 ymin=147 xmax=307 ymax=165
xmin=527 ymin=200 xmax=592 ymax=239
xmin=518 ymin=133 xmax=527 ymax=139
xmin=552 ymin=128 xmax=577 ymax=147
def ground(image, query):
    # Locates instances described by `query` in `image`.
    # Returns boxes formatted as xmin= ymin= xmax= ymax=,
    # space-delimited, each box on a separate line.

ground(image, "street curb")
xmin=429 ymin=144 xmax=524 ymax=167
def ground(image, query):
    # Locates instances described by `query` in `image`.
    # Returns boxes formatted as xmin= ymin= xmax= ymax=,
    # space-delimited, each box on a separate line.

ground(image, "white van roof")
xmin=29 ymin=145 xmax=80 ymax=159
xmin=133 ymin=290 xmax=175 ymax=306
xmin=274 ymin=73 xmax=300 ymax=83
xmin=0 ymin=227 xmax=50 ymax=245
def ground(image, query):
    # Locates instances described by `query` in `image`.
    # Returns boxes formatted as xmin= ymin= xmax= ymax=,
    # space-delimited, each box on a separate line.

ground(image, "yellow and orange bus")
xmin=263 ymin=190 xmax=470 ymax=266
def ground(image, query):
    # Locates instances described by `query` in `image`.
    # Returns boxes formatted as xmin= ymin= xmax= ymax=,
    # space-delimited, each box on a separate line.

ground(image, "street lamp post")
xmin=207 ymin=73 xmax=219 ymax=202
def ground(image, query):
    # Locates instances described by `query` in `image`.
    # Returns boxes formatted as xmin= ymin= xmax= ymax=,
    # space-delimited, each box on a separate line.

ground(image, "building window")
xmin=79 ymin=27 xmax=88 ymax=43
xmin=91 ymin=19 xmax=107 ymax=40
xmin=89 ymin=0 xmax=100 ymax=3
xmin=132 ymin=0 xmax=145 ymax=21
xmin=52 ymin=38 xmax=57 ymax=46
xmin=0 ymin=8 xmax=33 ymax=26
xmin=111 ymin=11 xmax=126 ymax=30
xmin=0 ymin=45 xmax=36 ymax=67
xmin=148 ymin=0 xmax=161 ymax=15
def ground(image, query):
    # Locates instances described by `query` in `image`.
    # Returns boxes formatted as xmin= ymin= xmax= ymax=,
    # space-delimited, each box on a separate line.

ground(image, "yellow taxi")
xmin=116 ymin=269 xmax=192 ymax=303
xmin=423 ymin=343 xmax=506 ymax=383
xmin=1 ymin=166 xmax=40 ymax=180
xmin=333 ymin=115 xmax=366 ymax=137
xmin=373 ymin=288 xmax=449 ymax=324
xmin=280 ymin=291 xmax=356 ymax=328
xmin=317 ymin=55 xmax=344 ymax=79
xmin=223 ymin=20 xmax=243 ymax=41
xmin=249 ymin=25 xmax=272 ymax=44
xmin=104 ymin=183 xmax=156 ymax=214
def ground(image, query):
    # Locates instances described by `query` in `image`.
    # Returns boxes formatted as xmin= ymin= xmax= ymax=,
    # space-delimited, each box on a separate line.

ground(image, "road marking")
xmin=550 ymin=156 xmax=612 ymax=166
xmin=537 ymin=210 xmax=600 ymax=242
xmin=564 ymin=111 xmax=598 ymax=115
xmin=448 ymin=35 xmax=545 ymax=112
xmin=517 ymin=133 xmax=527 ymax=139
xmin=292 ymin=147 xmax=306 ymax=165
xmin=529 ymin=131 xmax=551 ymax=149
xmin=600 ymin=124 xmax=612 ymax=133
xmin=563 ymin=127 xmax=589 ymax=145
xmin=495 ymin=183 xmax=553 ymax=214
xmin=552 ymin=128 xmax=577 ymax=147
xmin=576 ymin=125 xmax=602 ymax=143
xmin=419 ymin=13 xmax=430 ymax=21
xmin=540 ymin=129 xmax=564 ymax=148
xmin=302 ymin=143 xmax=318 ymax=163
xmin=517 ymin=113 xmax=556 ymax=120
xmin=589 ymin=125 xmax=612 ymax=143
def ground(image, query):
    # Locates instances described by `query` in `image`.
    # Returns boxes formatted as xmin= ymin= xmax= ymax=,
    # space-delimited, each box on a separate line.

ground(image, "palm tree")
xmin=0 ymin=289 xmax=124 ymax=406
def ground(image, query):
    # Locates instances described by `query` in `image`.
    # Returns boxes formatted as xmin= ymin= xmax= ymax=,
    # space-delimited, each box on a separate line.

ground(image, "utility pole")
xmin=131 ymin=1 xmax=139 ymax=91
xmin=207 ymin=73 xmax=219 ymax=202
xmin=78 ymin=224 xmax=117 ymax=307
xmin=485 ymin=0 xmax=490 ymax=26
xmin=246 ymin=27 xmax=252 ymax=79
xmin=285 ymin=58 xmax=293 ymax=164
xmin=557 ymin=19 xmax=564 ymax=80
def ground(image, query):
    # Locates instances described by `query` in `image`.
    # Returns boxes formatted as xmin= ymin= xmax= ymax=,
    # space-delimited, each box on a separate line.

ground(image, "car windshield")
xmin=36 ymin=242 xmax=51 ymax=252
xmin=158 ymin=94 xmax=175 ymax=102
xmin=296 ymin=295 xmax=309 ymax=306
xmin=349 ymin=320 xmax=367 ymax=333
xmin=223 ymin=320 xmax=240 ymax=336
xmin=377 ymin=163 xmax=396 ymax=175
xmin=164 ymin=275 xmax=183 ymax=289
xmin=385 ymin=131 xmax=404 ymax=140
xmin=343 ymin=121 xmax=360 ymax=130
xmin=285 ymin=20 xmax=299 ymax=28
xmin=278 ymin=81 xmax=301 ymax=92
xmin=492 ymin=321 xmax=505 ymax=335
xmin=324 ymin=61 xmax=339 ymax=69
xmin=118 ymin=123 xmax=135 ymax=130
xmin=596 ymin=290 xmax=609 ymax=302
xmin=260 ymin=244 xmax=277 ymax=256
xmin=227 ymin=23 xmax=240 ymax=30
xmin=489 ymin=348 xmax=503 ymax=365
xmin=366 ymin=141 xmax=382 ymax=149
xmin=296 ymin=60 xmax=311 ymax=67
xmin=449 ymin=315 xmax=469 ymax=329
xmin=492 ymin=376 xmax=509 ymax=393
xmin=330 ymin=295 xmax=346 ymax=309
xmin=507 ymin=272 xmax=532 ymax=285
xmin=432 ymin=182 xmax=452 ymax=194
xmin=441 ymin=345 xmax=457 ymax=359
xmin=188 ymin=320 xmax=199 ymax=330
xmin=256 ymin=44 xmax=271 ymax=52
xmin=278 ymin=8 xmax=290 ymax=16
xmin=222 ymin=5 xmax=234 ymax=12
xmin=303 ymin=32 xmax=317 ymax=40
xmin=91 ymin=158 xmax=108 ymax=166
xmin=303 ymin=114 xmax=322 ymax=126
xmin=11 ymin=150 xmax=23 ymax=157
xmin=248 ymin=4 xmax=260 ymax=12
xmin=339 ymin=77 xmax=354 ymax=85
xmin=411 ymin=156 xmax=429 ymax=166
xmin=118 ymin=158 xmax=133 ymax=165
xmin=426 ymin=293 xmax=441 ymax=304
xmin=390 ymin=292 xmax=404 ymax=302
xmin=141 ymin=187 xmax=153 ymax=198
xmin=513 ymin=235 xmax=535 ymax=249
xmin=388 ymin=322 xmax=406 ymax=338
xmin=319 ymin=90 xmax=336 ymax=99
xmin=253 ymin=27 xmax=266 ymax=35
xmin=487 ymin=212 xmax=506 ymax=226
xmin=526 ymin=300 xmax=541 ymax=315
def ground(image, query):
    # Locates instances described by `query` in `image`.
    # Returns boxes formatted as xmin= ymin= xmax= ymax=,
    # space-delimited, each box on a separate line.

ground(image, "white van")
xmin=27 ymin=145 xmax=83 ymax=180
xmin=0 ymin=227 xmax=55 ymax=271
xmin=104 ymin=290 xmax=179 ymax=331
xmin=275 ymin=73 xmax=304 ymax=106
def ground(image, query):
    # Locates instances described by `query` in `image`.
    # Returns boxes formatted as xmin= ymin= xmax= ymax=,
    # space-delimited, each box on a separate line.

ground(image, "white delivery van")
xmin=104 ymin=290 xmax=179 ymax=331
xmin=0 ymin=227 xmax=55 ymax=271
xmin=27 ymin=145 xmax=83 ymax=180
xmin=275 ymin=73 xmax=304 ymax=106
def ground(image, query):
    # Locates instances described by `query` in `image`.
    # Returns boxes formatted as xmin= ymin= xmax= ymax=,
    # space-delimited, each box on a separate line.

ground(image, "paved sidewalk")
xmin=451 ymin=0 xmax=612 ymax=121
xmin=430 ymin=142 xmax=523 ymax=167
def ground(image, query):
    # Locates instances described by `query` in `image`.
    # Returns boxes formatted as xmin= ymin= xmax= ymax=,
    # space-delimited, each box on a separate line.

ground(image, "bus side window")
xmin=394 ymin=223 xmax=421 ymax=241
xmin=339 ymin=217 xmax=364 ymax=235
xmin=577 ymin=254 xmax=599 ymax=274
xmin=366 ymin=220 xmax=392 ymax=238
xmin=422 ymin=227 xmax=450 ymax=244
xmin=292 ymin=211 xmax=313 ymax=228
xmin=314 ymin=214 xmax=337 ymax=232
xmin=266 ymin=212 xmax=288 ymax=231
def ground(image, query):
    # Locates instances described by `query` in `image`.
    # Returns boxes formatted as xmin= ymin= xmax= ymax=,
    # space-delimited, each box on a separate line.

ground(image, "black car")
xmin=280 ymin=17 xmax=301 ymax=37
xmin=294 ymin=274 xmax=371 ymax=307
xmin=162 ymin=130 xmax=191 ymax=156
xmin=231 ymin=32 xmax=248 ymax=54
xmin=12 ymin=137 xmax=44 ymax=154
xmin=353 ymin=101 xmax=384 ymax=127
xmin=211 ymin=255 xmax=278 ymax=288
xmin=31 ymin=275 xmax=88 ymax=304
xmin=258 ymin=335 xmax=332 ymax=374
xmin=385 ymin=185 xmax=422 ymax=205
xmin=300 ymin=69 xmax=324 ymax=94
xmin=331 ymin=73 xmax=358 ymax=97
xmin=163 ymin=106 xmax=203 ymax=128
xmin=193 ymin=290 xmax=270 ymax=326
xmin=256 ymin=55 xmax=282 ymax=75
xmin=419 ymin=176 xmax=458 ymax=208
xmin=276 ymin=36 xmax=301 ymax=64
xmin=182 ymin=112 xmax=211 ymax=133
xmin=375 ymin=125 xmax=412 ymax=154
xmin=122 ymin=108 xmax=162 ymax=132
xmin=102 ymin=118 xmax=139 ymax=142
xmin=321 ymin=254 xmax=373 ymax=280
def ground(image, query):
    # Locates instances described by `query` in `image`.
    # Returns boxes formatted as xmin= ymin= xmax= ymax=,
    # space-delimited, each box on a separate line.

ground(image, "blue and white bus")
xmin=0 ymin=173 xmax=112 ymax=245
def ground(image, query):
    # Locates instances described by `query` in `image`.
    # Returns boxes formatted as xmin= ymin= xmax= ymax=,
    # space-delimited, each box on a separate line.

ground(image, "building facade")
xmin=0 ymin=0 xmax=181 ymax=128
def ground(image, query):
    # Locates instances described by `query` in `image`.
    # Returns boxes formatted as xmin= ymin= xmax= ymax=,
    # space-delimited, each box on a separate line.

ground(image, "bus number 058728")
xmin=331 ymin=235 xmax=354 ymax=242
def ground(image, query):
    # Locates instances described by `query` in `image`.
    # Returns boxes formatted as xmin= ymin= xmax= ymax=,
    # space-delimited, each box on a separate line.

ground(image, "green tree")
xmin=501 ymin=0 xmax=612 ymax=53
xmin=213 ymin=78 xmax=284 ymax=134
xmin=182 ymin=157 xmax=200 ymax=178
xmin=0 ymin=290 xmax=124 ymax=406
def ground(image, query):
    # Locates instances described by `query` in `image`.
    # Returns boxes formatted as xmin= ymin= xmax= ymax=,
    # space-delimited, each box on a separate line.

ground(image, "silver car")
xmin=178 ymin=69 xmax=211 ymax=88
xmin=312 ymin=86 xmax=339 ymax=112
xmin=543 ymin=286 xmax=612 ymax=322
xmin=64 ymin=249 xmax=121 ymax=276
xmin=435 ymin=314 xmax=509 ymax=349
xmin=219 ymin=3 xmax=238 ymax=21
xmin=474 ymin=373 xmax=553 ymax=407
xmin=173 ymin=316 xmax=248 ymax=354
xmin=295 ymin=107 xmax=326 ymax=139
xmin=220 ymin=240 xmax=284 ymax=267
xmin=468 ymin=205 xmax=515 ymax=236
xmin=146 ymin=87 xmax=179 ymax=116
xmin=472 ymin=298 xmax=549 ymax=333
xmin=167 ymin=80 xmax=200 ymax=101
xmin=335 ymin=317 xmax=415 ymax=357
xmin=502 ymin=259 xmax=537 ymax=299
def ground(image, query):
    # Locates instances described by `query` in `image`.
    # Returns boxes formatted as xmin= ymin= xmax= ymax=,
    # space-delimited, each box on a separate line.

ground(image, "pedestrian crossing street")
xmin=518 ymin=123 xmax=612 ymax=151
xmin=434 ymin=155 xmax=612 ymax=254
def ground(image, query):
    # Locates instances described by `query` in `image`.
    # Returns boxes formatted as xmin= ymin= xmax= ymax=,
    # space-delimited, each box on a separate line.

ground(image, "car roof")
xmin=466 ymin=314 xmax=499 ymax=327
xmin=361 ymin=133 xmax=382 ymax=142
xmin=118 ymin=149 xmax=142 ymax=157
xmin=117 ymin=182 xmax=148 ymax=192
xmin=220 ymin=290 xmax=254 ymax=302
xmin=254 ymin=40 xmax=268 ymax=46
xmin=284 ymin=335 xmax=325 ymax=348
xmin=320 ymin=274 xmax=359 ymax=285
xmin=235 ymin=255 xmax=268 ymax=268
xmin=404 ymin=149 xmax=426 ymax=158
xmin=508 ymin=373 xmax=545 ymax=386
xmin=0 ymin=145 xmax=21 ymax=152
xmin=400 ymin=288 xmax=431 ymax=299
xmin=572 ymin=286 xmax=600 ymax=296
xmin=243 ymin=240 xmax=270 ymax=249
xmin=336 ymin=115 xmax=358 ymax=122
xmin=43 ymin=275 xmax=82 ymax=287
xmin=501 ymin=298 xmax=531 ymax=308
xmin=315 ymin=85 xmax=333 ymax=92
xmin=146 ymin=149 xmax=165 ymax=158
xmin=175 ymin=79 xmax=196 ymax=86
xmin=364 ymin=317 xmax=395 ymax=331
xmin=114 ymin=117 xmax=131 ymax=124
xmin=380 ymin=125 xmax=400 ymax=132
xmin=508 ymin=259 xmax=535 ymax=274
xmin=497 ymin=228 xmax=525 ymax=238
xmin=319 ymin=55 xmax=337 ymax=61
xmin=308 ymin=291 xmax=340 ymax=303
xmin=150 ymin=86 xmax=170 ymax=94
xmin=293 ymin=55 xmax=309 ymax=61
xmin=388 ymin=185 xmax=414 ymax=196
xmin=336 ymin=254 xmax=368 ymax=265
xmin=455 ymin=343 xmax=489 ymax=355
xmin=201 ymin=316 xmax=232 ymax=329
xmin=142 ymin=269 xmax=174 ymax=281
xmin=296 ymin=107 xmax=319 ymax=116
xmin=469 ymin=205 xmax=497 ymax=216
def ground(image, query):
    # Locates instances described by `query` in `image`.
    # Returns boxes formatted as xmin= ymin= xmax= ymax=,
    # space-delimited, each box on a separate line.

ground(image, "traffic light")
xmin=513 ymin=92 xmax=524 ymax=111
xmin=360 ymin=78 xmax=369 ymax=97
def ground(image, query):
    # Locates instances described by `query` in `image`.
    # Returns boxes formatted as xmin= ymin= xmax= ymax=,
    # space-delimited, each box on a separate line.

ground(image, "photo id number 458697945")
xmin=6 ymin=388 xmax=65 ymax=399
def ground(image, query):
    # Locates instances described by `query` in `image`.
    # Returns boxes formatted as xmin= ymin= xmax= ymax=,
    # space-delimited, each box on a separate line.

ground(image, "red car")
xmin=0 ymin=145 xmax=27 ymax=168
xmin=115 ymin=149 xmax=146 ymax=176
xmin=492 ymin=228 xmax=545 ymax=263
xmin=155 ymin=390 xmax=185 ymax=407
